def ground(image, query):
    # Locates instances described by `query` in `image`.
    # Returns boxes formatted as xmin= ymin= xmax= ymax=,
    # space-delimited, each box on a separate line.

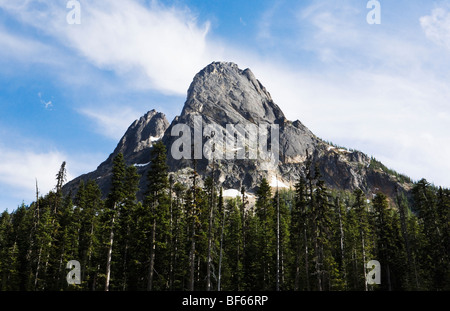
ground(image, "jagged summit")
xmin=100 ymin=109 xmax=169 ymax=169
xmin=161 ymin=61 xmax=319 ymax=190
xmin=63 ymin=61 xmax=413 ymax=200
xmin=181 ymin=61 xmax=285 ymax=125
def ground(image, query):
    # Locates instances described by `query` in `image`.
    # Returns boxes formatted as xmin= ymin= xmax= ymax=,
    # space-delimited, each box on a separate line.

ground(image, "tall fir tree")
xmin=143 ymin=140 xmax=170 ymax=290
xmin=104 ymin=153 xmax=126 ymax=291
xmin=255 ymin=177 xmax=275 ymax=290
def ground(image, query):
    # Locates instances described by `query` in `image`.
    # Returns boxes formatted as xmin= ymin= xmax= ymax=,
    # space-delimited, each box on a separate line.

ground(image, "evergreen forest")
xmin=0 ymin=141 xmax=448 ymax=291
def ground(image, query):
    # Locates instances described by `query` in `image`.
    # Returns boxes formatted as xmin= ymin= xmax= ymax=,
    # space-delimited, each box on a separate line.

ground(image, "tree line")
xmin=0 ymin=141 xmax=448 ymax=291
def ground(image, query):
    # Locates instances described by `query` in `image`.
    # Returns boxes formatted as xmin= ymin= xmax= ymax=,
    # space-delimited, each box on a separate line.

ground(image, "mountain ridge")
xmin=63 ymin=61 xmax=413 ymax=200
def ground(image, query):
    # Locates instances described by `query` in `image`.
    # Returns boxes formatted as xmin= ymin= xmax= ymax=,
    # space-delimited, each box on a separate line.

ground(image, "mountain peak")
xmin=181 ymin=61 xmax=285 ymax=125
xmin=63 ymin=61 xmax=413 ymax=203
xmin=99 ymin=109 xmax=169 ymax=170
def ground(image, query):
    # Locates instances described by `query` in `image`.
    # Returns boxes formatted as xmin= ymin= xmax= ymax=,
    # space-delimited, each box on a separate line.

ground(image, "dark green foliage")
xmin=412 ymin=179 xmax=450 ymax=290
xmin=369 ymin=157 xmax=412 ymax=184
xmin=0 ymin=158 xmax=448 ymax=291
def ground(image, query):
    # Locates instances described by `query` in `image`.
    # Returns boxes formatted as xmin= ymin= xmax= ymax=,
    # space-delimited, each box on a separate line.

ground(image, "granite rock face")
xmin=181 ymin=62 xmax=284 ymax=125
xmin=103 ymin=109 xmax=169 ymax=167
xmin=64 ymin=109 xmax=169 ymax=199
xmin=162 ymin=62 xmax=321 ymax=191
xmin=63 ymin=62 xmax=412 ymax=200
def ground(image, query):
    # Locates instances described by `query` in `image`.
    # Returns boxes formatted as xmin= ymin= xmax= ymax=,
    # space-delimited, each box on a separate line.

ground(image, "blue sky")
xmin=1 ymin=0 xmax=450 ymax=212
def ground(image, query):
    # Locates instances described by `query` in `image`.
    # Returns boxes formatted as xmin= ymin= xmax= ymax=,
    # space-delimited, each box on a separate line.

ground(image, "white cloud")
xmin=0 ymin=0 xmax=220 ymax=95
xmin=0 ymin=149 xmax=68 ymax=193
xmin=239 ymin=2 xmax=450 ymax=188
xmin=420 ymin=6 xmax=450 ymax=50
xmin=0 ymin=26 xmax=56 ymax=64
xmin=0 ymin=144 xmax=103 ymax=208
xmin=0 ymin=0 xmax=449 ymax=192
xmin=257 ymin=2 xmax=281 ymax=41
xmin=246 ymin=57 xmax=450 ymax=187
xmin=78 ymin=105 xmax=143 ymax=141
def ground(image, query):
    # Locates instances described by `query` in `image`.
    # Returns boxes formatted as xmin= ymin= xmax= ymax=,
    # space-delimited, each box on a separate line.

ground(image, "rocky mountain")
xmin=65 ymin=109 xmax=169 ymax=199
xmin=63 ymin=62 xmax=412 ymax=200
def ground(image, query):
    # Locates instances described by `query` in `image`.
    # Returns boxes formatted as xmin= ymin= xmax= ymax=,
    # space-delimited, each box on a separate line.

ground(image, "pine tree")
xmin=116 ymin=165 xmax=140 ymax=290
xmin=217 ymin=187 xmax=225 ymax=291
xmin=51 ymin=195 xmax=79 ymax=290
xmin=310 ymin=165 xmax=333 ymax=291
xmin=372 ymin=192 xmax=405 ymax=290
xmin=273 ymin=189 xmax=290 ymax=290
xmin=76 ymin=180 xmax=103 ymax=290
xmin=169 ymin=181 xmax=188 ymax=290
xmin=242 ymin=201 xmax=259 ymax=290
xmin=204 ymin=172 xmax=218 ymax=291
xmin=292 ymin=176 xmax=310 ymax=291
xmin=143 ymin=140 xmax=170 ymax=290
xmin=0 ymin=210 xmax=14 ymax=290
xmin=332 ymin=195 xmax=347 ymax=290
xmin=412 ymin=179 xmax=448 ymax=290
xmin=352 ymin=189 xmax=373 ymax=290
xmin=254 ymin=177 xmax=275 ymax=290
xmin=396 ymin=189 xmax=419 ymax=290
xmin=186 ymin=158 xmax=203 ymax=291
xmin=436 ymin=187 xmax=450 ymax=290
xmin=104 ymin=153 xmax=126 ymax=291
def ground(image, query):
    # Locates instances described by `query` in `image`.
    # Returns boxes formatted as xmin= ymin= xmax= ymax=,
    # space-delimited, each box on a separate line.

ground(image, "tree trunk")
xmin=304 ymin=224 xmax=310 ymax=291
xmin=337 ymin=200 xmax=346 ymax=288
xmin=276 ymin=190 xmax=280 ymax=291
xmin=34 ymin=246 xmax=42 ymax=290
xmin=189 ymin=161 xmax=198 ymax=291
xmin=362 ymin=232 xmax=368 ymax=291
xmin=122 ymin=226 xmax=130 ymax=291
xmin=147 ymin=218 xmax=157 ymax=291
xmin=206 ymin=165 xmax=215 ymax=291
xmin=169 ymin=179 xmax=174 ymax=290
xmin=218 ymin=204 xmax=226 ymax=291
xmin=105 ymin=210 xmax=116 ymax=291
xmin=189 ymin=214 xmax=196 ymax=291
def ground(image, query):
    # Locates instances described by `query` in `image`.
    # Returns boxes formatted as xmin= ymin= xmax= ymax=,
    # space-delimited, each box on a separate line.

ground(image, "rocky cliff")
xmin=63 ymin=62 xmax=412 ymax=200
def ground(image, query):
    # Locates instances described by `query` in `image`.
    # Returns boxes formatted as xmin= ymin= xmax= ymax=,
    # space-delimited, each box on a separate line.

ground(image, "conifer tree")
xmin=0 ymin=210 xmax=14 ymax=290
xmin=204 ymin=174 xmax=217 ymax=291
xmin=412 ymin=179 xmax=448 ymax=290
xmin=310 ymin=165 xmax=333 ymax=291
xmin=352 ymin=189 xmax=373 ymax=290
xmin=331 ymin=195 xmax=347 ymax=290
xmin=372 ymin=192 xmax=405 ymax=290
xmin=143 ymin=141 xmax=170 ymax=290
xmin=217 ymin=187 xmax=225 ymax=291
xmin=170 ymin=182 xmax=188 ymax=290
xmin=76 ymin=180 xmax=103 ymax=290
xmin=117 ymin=165 xmax=140 ymax=290
xmin=273 ymin=189 xmax=290 ymax=290
xmin=104 ymin=153 xmax=126 ymax=291
xmin=255 ymin=177 xmax=274 ymax=290
xmin=396 ymin=190 xmax=419 ymax=290
xmin=292 ymin=176 xmax=310 ymax=291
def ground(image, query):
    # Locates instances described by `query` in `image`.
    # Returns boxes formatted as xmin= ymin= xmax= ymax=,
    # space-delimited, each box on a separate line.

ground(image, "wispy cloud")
xmin=242 ymin=1 xmax=450 ymax=187
xmin=420 ymin=5 xmax=450 ymax=50
xmin=0 ymin=26 xmax=56 ymax=65
xmin=78 ymin=105 xmax=143 ymax=140
xmin=0 ymin=0 xmax=449 ymax=195
xmin=0 ymin=0 xmax=219 ymax=95
xmin=38 ymin=92 xmax=53 ymax=110
xmin=0 ymin=144 xmax=99 ymax=199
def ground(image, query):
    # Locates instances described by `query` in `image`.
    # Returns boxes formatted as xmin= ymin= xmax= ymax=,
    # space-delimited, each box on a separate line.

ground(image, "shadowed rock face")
xmin=64 ymin=109 xmax=170 ymax=199
xmin=102 ymin=109 xmax=169 ymax=168
xmin=63 ymin=62 xmax=412 ymax=200
xmin=162 ymin=62 xmax=320 ymax=187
